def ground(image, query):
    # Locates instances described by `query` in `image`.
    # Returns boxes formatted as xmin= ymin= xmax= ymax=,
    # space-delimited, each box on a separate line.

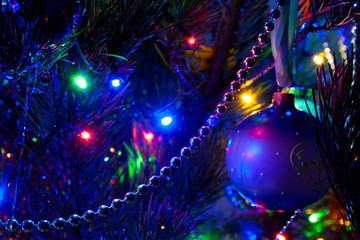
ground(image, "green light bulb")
xmin=75 ymin=76 xmax=87 ymax=89
xmin=309 ymin=212 xmax=323 ymax=223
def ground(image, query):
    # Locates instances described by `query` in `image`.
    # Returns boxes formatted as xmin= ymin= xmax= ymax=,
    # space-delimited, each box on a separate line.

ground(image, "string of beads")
xmin=275 ymin=209 xmax=302 ymax=240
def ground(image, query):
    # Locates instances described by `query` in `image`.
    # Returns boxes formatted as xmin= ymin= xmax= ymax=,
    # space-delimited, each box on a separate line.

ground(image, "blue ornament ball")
xmin=226 ymin=93 xmax=328 ymax=211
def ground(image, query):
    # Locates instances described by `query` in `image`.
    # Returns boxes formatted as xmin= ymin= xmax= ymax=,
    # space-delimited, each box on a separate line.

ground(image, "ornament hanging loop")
xmin=270 ymin=0 xmax=299 ymax=88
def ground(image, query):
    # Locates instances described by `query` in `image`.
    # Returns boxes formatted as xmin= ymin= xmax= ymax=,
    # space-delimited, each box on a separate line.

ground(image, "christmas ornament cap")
xmin=273 ymin=92 xmax=294 ymax=107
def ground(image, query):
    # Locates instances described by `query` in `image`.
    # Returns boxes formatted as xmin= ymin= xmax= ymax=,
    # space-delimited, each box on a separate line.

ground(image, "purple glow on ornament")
xmin=226 ymin=98 xmax=328 ymax=211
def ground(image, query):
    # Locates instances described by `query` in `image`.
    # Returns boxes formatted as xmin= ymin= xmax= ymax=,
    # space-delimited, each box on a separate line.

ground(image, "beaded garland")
xmin=275 ymin=209 xmax=302 ymax=240
xmin=1 ymin=0 xmax=288 ymax=233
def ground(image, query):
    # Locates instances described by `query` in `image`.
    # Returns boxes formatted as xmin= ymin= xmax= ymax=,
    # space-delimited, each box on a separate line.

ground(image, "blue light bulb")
xmin=161 ymin=116 xmax=173 ymax=126
xmin=112 ymin=79 xmax=121 ymax=87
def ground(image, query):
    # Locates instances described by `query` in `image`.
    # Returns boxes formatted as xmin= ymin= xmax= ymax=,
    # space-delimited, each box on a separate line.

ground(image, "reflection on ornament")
xmin=226 ymin=93 xmax=328 ymax=211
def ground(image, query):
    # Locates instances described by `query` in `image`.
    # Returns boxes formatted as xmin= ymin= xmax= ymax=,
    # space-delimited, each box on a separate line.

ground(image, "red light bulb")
xmin=81 ymin=131 xmax=91 ymax=140
xmin=144 ymin=132 xmax=154 ymax=143
xmin=187 ymin=36 xmax=196 ymax=45
xmin=276 ymin=234 xmax=286 ymax=240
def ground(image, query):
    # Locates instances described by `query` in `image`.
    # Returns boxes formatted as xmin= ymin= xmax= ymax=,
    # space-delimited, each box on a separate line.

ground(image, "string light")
xmin=313 ymin=55 xmax=323 ymax=65
xmin=320 ymin=41 xmax=335 ymax=67
xmin=75 ymin=76 xmax=87 ymax=89
xmin=144 ymin=132 xmax=154 ymax=142
xmin=186 ymin=36 xmax=196 ymax=45
xmin=161 ymin=116 xmax=173 ymax=126
xmin=309 ymin=212 xmax=323 ymax=223
xmin=276 ymin=233 xmax=286 ymax=240
xmin=242 ymin=94 xmax=252 ymax=103
xmin=81 ymin=131 xmax=91 ymax=140
xmin=351 ymin=24 xmax=357 ymax=73
xmin=111 ymin=79 xmax=121 ymax=87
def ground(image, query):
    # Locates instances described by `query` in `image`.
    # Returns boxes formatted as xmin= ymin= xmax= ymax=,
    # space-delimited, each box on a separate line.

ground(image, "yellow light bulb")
xmin=242 ymin=94 xmax=252 ymax=103
xmin=313 ymin=55 xmax=323 ymax=65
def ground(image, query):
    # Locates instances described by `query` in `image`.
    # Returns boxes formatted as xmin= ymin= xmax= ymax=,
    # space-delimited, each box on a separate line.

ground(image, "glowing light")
xmin=81 ymin=131 xmax=91 ymax=140
xmin=309 ymin=212 xmax=322 ymax=223
xmin=313 ymin=55 xmax=323 ymax=65
xmin=187 ymin=36 xmax=196 ymax=45
xmin=276 ymin=234 xmax=286 ymax=240
xmin=75 ymin=76 xmax=87 ymax=89
xmin=317 ymin=238 xmax=325 ymax=240
xmin=6 ymin=153 xmax=11 ymax=158
xmin=144 ymin=132 xmax=154 ymax=142
xmin=305 ymin=209 xmax=313 ymax=214
xmin=345 ymin=220 xmax=351 ymax=226
xmin=324 ymin=47 xmax=331 ymax=53
xmin=161 ymin=116 xmax=173 ymax=126
xmin=112 ymin=79 xmax=121 ymax=87
xmin=110 ymin=147 xmax=115 ymax=153
xmin=32 ymin=137 xmax=38 ymax=142
xmin=104 ymin=157 xmax=110 ymax=162
xmin=325 ymin=53 xmax=332 ymax=59
xmin=161 ymin=225 xmax=165 ymax=230
xmin=242 ymin=94 xmax=252 ymax=103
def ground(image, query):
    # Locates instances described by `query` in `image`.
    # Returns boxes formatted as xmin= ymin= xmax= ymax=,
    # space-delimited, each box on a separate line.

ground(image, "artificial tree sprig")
xmin=309 ymin=45 xmax=360 ymax=235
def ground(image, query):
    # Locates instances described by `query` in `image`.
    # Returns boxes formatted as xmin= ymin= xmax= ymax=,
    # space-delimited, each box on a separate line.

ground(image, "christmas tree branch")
xmin=310 ymin=46 xmax=360 ymax=234
xmin=295 ymin=0 xmax=359 ymax=48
